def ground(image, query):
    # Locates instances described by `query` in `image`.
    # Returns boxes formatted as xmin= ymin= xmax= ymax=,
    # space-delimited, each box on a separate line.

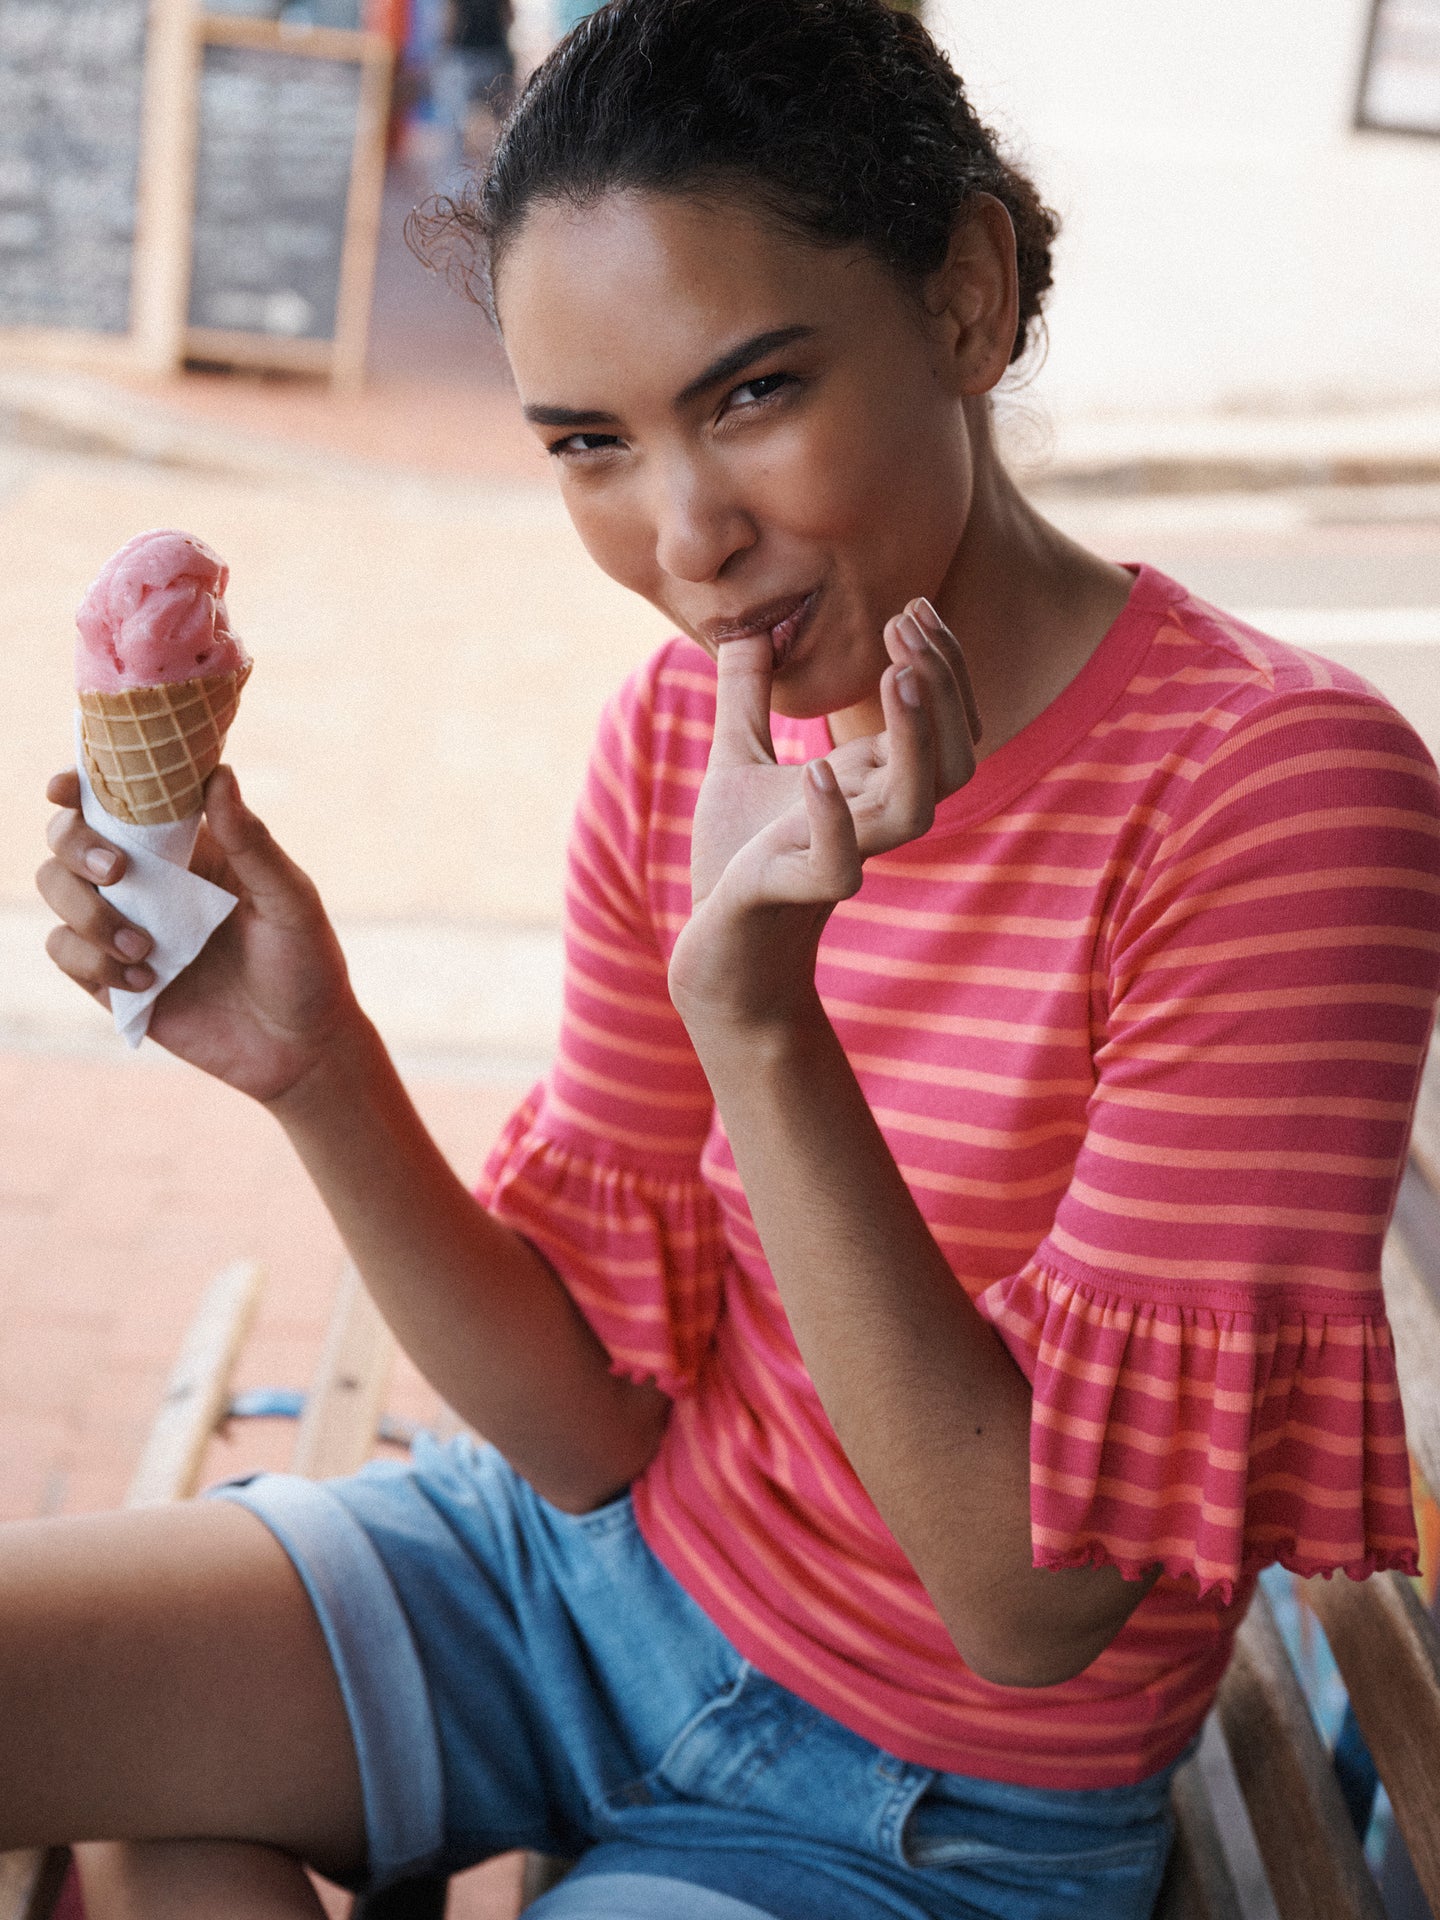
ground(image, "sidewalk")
xmin=0 ymin=1045 xmax=526 ymax=1523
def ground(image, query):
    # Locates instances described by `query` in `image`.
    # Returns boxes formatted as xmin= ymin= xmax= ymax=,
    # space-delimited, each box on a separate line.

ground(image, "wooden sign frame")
xmin=0 ymin=0 xmax=393 ymax=388
xmin=0 ymin=0 xmax=196 ymax=374
xmin=1356 ymin=0 xmax=1440 ymax=138
xmin=183 ymin=12 xmax=394 ymax=390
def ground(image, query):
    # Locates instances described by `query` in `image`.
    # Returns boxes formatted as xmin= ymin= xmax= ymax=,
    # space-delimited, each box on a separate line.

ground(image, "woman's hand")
xmin=670 ymin=598 xmax=979 ymax=1036
xmin=37 ymin=766 xmax=360 ymax=1104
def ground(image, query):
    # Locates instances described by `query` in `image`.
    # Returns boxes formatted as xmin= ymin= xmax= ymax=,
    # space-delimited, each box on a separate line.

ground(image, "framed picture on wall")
xmin=1357 ymin=0 xmax=1440 ymax=134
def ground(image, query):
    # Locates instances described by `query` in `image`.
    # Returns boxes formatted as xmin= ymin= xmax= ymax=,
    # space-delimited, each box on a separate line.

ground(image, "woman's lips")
xmin=768 ymin=590 xmax=818 ymax=670
xmin=704 ymin=588 xmax=819 ymax=670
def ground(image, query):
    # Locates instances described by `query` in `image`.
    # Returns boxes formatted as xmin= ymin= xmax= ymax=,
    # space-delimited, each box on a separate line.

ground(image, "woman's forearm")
xmin=265 ymin=1013 xmax=668 ymax=1510
xmin=688 ymin=994 xmax=1156 ymax=1685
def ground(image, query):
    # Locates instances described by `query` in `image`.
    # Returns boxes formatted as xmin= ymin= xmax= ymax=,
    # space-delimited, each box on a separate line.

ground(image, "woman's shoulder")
xmin=1140 ymin=571 xmax=1433 ymax=760
xmin=1110 ymin=570 xmax=1440 ymax=842
xmin=587 ymin=635 xmax=717 ymax=795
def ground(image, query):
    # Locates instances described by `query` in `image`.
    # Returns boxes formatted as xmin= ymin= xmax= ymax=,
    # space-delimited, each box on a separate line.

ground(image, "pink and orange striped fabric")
xmin=480 ymin=566 xmax=1440 ymax=1786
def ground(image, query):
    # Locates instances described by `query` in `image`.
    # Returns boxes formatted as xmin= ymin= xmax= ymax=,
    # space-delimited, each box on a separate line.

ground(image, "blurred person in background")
xmin=18 ymin=2 xmax=1440 ymax=1917
xmin=433 ymin=0 xmax=515 ymax=167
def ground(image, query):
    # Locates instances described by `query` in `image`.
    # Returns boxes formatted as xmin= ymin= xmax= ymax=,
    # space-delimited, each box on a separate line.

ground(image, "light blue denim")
xmin=214 ymin=1437 xmax=1182 ymax=1919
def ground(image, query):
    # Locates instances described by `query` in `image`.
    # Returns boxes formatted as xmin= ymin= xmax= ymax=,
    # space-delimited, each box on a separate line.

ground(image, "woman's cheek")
xmin=771 ymin=403 xmax=923 ymax=550
xmin=561 ymin=480 xmax=654 ymax=599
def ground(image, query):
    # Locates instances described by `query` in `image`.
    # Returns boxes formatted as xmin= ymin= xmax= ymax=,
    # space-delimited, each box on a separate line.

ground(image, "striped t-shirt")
xmin=481 ymin=565 xmax=1440 ymax=1788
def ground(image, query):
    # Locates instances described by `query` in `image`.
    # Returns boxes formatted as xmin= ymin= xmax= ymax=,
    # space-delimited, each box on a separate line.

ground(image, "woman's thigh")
xmin=0 ymin=1500 xmax=365 ymax=1881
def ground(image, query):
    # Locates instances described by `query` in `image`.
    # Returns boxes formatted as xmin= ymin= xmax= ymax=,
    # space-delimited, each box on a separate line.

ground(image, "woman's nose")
xmin=651 ymin=464 xmax=756 ymax=584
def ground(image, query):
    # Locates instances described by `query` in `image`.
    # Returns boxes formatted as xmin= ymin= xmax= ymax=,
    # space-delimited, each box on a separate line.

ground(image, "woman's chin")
xmin=770 ymin=663 xmax=885 ymax=732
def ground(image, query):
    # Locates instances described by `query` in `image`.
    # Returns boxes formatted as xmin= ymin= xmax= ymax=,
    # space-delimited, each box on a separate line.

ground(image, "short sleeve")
xmin=477 ymin=646 xmax=726 ymax=1396
xmin=977 ymin=685 xmax=1440 ymax=1600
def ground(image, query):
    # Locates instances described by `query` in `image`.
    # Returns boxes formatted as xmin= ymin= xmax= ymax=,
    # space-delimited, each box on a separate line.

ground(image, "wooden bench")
xmin=1154 ymin=1028 xmax=1440 ymax=1920
xmin=4 ymin=1030 xmax=1439 ymax=1920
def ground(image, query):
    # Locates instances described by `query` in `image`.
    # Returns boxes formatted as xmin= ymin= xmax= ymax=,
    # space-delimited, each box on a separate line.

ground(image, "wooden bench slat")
xmin=289 ymin=1264 xmax=397 ymax=1482
xmin=1214 ymin=1584 xmax=1385 ymax=1920
xmin=126 ymin=1259 xmax=267 ymax=1509
xmin=0 ymin=1847 xmax=70 ymax=1920
xmin=1302 ymin=1569 xmax=1440 ymax=1919
xmin=1382 ymin=1234 xmax=1440 ymax=1507
xmin=1153 ymin=1750 xmax=1250 ymax=1920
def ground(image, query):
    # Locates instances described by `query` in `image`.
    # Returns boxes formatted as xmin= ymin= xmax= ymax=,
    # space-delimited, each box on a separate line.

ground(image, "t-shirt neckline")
xmin=785 ymin=563 xmax=1184 ymax=837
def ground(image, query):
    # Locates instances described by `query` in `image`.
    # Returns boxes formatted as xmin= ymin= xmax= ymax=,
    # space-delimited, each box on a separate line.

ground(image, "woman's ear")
xmin=924 ymin=193 xmax=1021 ymax=399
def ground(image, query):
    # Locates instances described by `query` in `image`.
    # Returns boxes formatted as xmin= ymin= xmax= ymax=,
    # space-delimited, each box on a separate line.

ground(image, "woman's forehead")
xmin=496 ymin=190 xmax=892 ymax=393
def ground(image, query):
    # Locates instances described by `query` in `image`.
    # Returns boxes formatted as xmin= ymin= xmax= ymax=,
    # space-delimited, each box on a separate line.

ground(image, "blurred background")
xmin=1 ymin=3 xmax=1439 ymax=1913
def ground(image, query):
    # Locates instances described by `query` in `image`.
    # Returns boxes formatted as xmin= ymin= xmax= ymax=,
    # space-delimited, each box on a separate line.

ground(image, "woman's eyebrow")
xmin=674 ymin=325 xmax=816 ymax=407
xmin=523 ymin=402 xmax=620 ymax=428
xmin=522 ymin=325 xmax=817 ymax=429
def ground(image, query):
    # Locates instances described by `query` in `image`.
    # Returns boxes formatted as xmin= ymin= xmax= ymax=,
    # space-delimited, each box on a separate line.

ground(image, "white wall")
xmin=926 ymin=1 xmax=1440 ymax=423
xmin=509 ymin=0 xmax=561 ymax=76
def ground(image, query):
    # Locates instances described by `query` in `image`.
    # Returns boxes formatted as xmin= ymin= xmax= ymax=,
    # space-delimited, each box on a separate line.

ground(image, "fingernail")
xmin=914 ymin=598 xmax=943 ymax=633
xmin=115 ymin=928 xmax=149 ymax=961
xmin=124 ymin=965 xmax=152 ymax=990
xmin=86 ymin=849 xmax=118 ymax=880
xmin=807 ymin=757 xmax=837 ymax=792
xmin=899 ymin=613 xmax=926 ymax=654
xmin=896 ymin=665 xmax=922 ymax=709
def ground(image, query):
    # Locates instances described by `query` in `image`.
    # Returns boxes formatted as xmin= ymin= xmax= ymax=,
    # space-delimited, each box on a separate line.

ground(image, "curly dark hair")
xmin=416 ymin=0 xmax=1057 ymax=366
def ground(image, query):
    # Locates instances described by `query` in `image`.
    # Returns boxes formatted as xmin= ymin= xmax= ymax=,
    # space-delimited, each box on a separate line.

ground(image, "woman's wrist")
xmin=261 ymin=1001 xmax=393 ymax=1139
xmin=669 ymin=894 xmax=835 ymax=1046
xmin=678 ymin=980 xmax=834 ymax=1082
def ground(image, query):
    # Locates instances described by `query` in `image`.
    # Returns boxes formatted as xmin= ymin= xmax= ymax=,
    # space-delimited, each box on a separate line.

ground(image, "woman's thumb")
xmin=203 ymin=766 xmax=310 ymax=911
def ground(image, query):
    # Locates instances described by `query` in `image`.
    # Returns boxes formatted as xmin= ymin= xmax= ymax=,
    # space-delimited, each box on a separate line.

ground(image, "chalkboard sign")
xmin=0 ymin=5 xmax=389 ymax=383
xmin=0 ymin=0 xmax=149 ymax=333
xmin=188 ymin=42 xmax=361 ymax=343
xmin=183 ymin=19 xmax=391 ymax=384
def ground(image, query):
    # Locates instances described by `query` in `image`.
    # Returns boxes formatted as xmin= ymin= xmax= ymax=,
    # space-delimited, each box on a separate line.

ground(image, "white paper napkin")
xmin=73 ymin=713 xmax=240 ymax=1048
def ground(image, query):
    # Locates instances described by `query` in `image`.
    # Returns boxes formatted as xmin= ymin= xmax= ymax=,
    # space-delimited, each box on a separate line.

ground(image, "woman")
xmin=20 ymin=2 xmax=1440 ymax=1915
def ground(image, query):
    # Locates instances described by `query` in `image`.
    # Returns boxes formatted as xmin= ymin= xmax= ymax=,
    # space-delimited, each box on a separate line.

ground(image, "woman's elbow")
xmin=952 ymin=1620 xmax=1113 ymax=1697
xmin=958 ymin=1634 xmax=1103 ymax=1689
xmin=944 ymin=1571 xmax=1161 ymax=1689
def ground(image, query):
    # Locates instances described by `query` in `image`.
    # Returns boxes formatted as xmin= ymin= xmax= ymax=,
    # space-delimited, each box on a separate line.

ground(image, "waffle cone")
xmin=78 ymin=663 xmax=250 ymax=827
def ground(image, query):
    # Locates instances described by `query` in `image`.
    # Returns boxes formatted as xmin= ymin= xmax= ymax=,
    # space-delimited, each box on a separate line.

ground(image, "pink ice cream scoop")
xmin=74 ymin=530 xmax=251 ymax=829
xmin=75 ymin=529 xmax=249 ymax=693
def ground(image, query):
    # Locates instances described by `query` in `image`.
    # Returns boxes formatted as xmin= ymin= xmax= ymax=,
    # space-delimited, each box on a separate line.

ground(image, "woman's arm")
xmin=39 ymin=767 xmax=667 ymax=1511
xmin=267 ymin=1019 xmax=668 ymax=1511
xmin=670 ymin=611 xmax=1157 ymax=1687
xmin=688 ymin=997 xmax=1154 ymax=1687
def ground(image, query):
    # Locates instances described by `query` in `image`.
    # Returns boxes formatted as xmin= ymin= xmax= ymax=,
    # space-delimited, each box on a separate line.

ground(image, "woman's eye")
xmin=548 ymin=433 xmax=622 ymax=458
xmin=725 ymin=372 xmax=795 ymax=412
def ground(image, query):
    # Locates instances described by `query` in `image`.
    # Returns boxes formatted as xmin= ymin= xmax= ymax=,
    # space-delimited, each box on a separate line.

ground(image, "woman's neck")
xmin=829 ymin=411 xmax=1133 ymax=757
xmin=937 ymin=428 xmax=1132 ymax=762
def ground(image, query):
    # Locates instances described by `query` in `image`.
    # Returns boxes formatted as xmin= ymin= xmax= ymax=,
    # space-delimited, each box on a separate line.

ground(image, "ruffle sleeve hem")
xmin=478 ymin=1085 xmax=727 ymax=1399
xmin=976 ymin=1255 xmax=1420 ymax=1605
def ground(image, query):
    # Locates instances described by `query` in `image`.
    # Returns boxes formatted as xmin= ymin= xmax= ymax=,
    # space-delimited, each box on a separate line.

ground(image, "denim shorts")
xmin=213 ymin=1437 xmax=1181 ymax=1920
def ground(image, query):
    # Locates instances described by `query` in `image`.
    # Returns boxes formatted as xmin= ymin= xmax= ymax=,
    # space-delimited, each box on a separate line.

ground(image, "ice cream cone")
xmin=78 ymin=663 xmax=251 ymax=827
